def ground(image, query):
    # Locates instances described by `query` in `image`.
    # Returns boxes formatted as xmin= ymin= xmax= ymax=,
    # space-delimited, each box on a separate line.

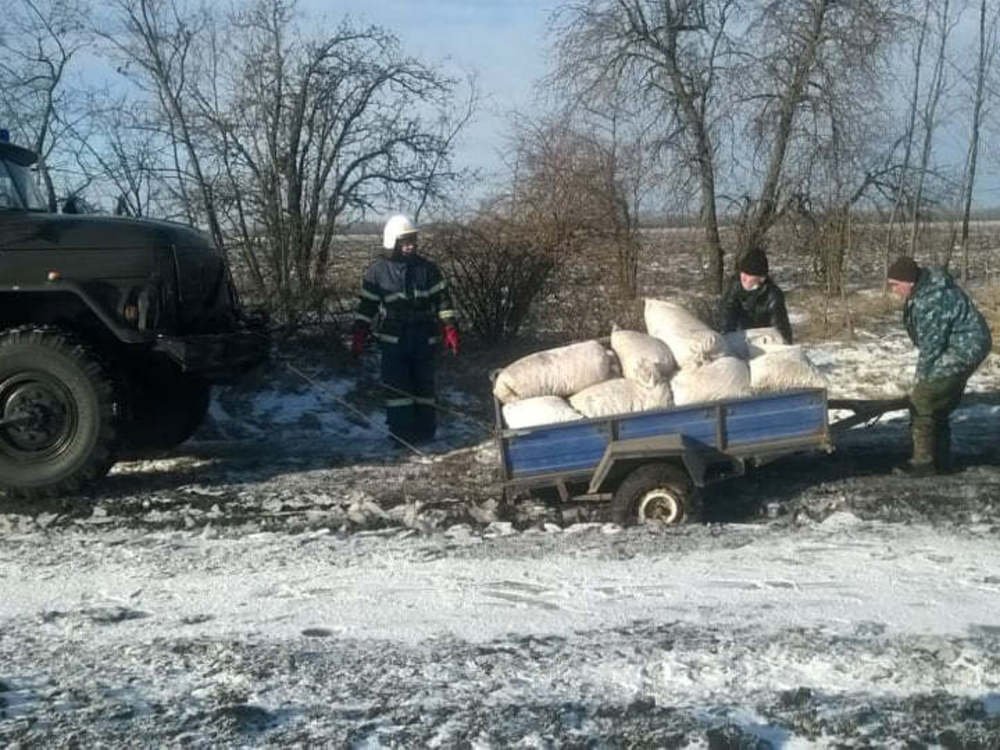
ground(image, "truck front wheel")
xmin=0 ymin=327 xmax=117 ymax=498
xmin=611 ymin=462 xmax=695 ymax=526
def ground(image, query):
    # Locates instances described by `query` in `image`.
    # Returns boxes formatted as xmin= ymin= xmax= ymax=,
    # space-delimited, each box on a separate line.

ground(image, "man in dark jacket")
xmin=719 ymin=248 xmax=793 ymax=344
xmin=352 ymin=214 xmax=459 ymax=444
xmin=887 ymin=256 xmax=992 ymax=476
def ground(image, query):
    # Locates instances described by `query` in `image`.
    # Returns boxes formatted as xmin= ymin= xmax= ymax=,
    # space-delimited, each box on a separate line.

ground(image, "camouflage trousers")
xmin=909 ymin=373 xmax=970 ymax=472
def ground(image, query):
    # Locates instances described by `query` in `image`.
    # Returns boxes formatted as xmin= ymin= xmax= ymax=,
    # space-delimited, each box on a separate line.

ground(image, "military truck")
xmin=0 ymin=133 xmax=268 ymax=498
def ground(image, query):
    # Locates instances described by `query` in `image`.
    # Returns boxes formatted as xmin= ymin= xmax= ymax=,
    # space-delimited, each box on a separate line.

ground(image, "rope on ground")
xmin=375 ymin=380 xmax=494 ymax=432
xmin=283 ymin=360 xmax=428 ymax=458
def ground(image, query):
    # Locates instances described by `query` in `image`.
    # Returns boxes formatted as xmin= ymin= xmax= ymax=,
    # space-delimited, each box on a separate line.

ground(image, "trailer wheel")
xmin=611 ymin=462 xmax=694 ymax=526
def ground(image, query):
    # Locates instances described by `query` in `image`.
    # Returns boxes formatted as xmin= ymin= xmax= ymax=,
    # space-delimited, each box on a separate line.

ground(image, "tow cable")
xmin=282 ymin=358 xmax=492 ymax=460
xmin=245 ymin=326 xmax=493 ymax=458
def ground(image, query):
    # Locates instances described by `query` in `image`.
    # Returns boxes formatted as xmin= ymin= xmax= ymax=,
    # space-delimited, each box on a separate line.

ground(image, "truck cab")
xmin=0 ymin=131 xmax=268 ymax=498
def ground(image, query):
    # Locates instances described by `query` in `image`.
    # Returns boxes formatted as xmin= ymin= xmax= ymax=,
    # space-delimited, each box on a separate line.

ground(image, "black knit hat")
xmin=738 ymin=248 xmax=769 ymax=276
xmin=887 ymin=256 xmax=920 ymax=283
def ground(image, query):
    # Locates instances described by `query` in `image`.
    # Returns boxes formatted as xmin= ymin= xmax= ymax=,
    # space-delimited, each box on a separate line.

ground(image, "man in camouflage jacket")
xmin=887 ymin=256 xmax=992 ymax=475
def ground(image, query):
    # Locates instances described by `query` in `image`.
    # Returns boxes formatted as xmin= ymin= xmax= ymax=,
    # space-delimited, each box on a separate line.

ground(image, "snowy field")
xmin=2 ymin=321 xmax=1000 ymax=747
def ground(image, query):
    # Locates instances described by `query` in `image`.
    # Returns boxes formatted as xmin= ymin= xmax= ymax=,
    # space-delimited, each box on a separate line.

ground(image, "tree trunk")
xmin=909 ymin=0 xmax=952 ymax=258
xmin=960 ymin=0 xmax=989 ymax=283
xmin=740 ymin=0 xmax=829 ymax=257
xmin=883 ymin=0 xmax=929 ymax=292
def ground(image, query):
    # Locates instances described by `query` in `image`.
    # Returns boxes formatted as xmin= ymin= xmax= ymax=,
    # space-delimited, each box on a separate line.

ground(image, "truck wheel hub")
xmin=1 ymin=379 xmax=72 ymax=452
xmin=637 ymin=488 xmax=682 ymax=525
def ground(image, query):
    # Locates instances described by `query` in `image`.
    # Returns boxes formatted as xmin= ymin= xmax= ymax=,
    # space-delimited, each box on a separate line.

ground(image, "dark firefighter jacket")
xmin=719 ymin=275 xmax=793 ymax=344
xmin=354 ymin=252 xmax=456 ymax=344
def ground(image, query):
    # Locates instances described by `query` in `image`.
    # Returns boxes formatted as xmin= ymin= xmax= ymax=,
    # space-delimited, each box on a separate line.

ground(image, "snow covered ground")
xmin=2 ymin=323 xmax=1000 ymax=747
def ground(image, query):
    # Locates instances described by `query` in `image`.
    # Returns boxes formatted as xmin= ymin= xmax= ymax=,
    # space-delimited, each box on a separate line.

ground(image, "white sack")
xmin=569 ymin=378 xmax=674 ymax=419
xmin=749 ymin=345 xmax=827 ymax=393
xmin=610 ymin=329 xmax=677 ymax=387
xmin=723 ymin=327 xmax=787 ymax=360
xmin=670 ymin=356 xmax=751 ymax=406
xmin=502 ymin=396 xmax=583 ymax=429
xmin=644 ymin=298 xmax=727 ymax=369
xmin=493 ymin=340 xmax=614 ymax=404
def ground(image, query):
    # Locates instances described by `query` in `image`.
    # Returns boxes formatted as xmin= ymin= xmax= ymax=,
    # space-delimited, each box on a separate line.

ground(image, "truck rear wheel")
xmin=0 ymin=327 xmax=117 ymax=498
xmin=611 ymin=462 xmax=694 ymax=526
xmin=120 ymin=364 xmax=211 ymax=453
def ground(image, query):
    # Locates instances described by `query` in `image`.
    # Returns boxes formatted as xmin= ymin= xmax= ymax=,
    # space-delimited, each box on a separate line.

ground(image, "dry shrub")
xmin=428 ymin=221 xmax=555 ymax=342
xmin=792 ymin=289 xmax=901 ymax=342
xmin=971 ymin=284 xmax=1000 ymax=352
xmin=535 ymin=279 xmax=644 ymax=341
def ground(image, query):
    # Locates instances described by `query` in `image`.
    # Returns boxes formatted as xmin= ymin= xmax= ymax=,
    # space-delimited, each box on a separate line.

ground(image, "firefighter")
xmin=887 ymin=256 xmax=992 ymax=476
xmin=719 ymin=247 xmax=793 ymax=344
xmin=351 ymin=215 xmax=459 ymax=444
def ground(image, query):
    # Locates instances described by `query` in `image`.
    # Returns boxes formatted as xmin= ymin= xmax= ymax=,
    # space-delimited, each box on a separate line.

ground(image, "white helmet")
xmin=382 ymin=214 xmax=418 ymax=250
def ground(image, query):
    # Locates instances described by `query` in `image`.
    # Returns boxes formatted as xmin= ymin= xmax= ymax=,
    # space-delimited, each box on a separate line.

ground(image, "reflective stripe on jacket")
xmin=355 ymin=252 xmax=456 ymax=338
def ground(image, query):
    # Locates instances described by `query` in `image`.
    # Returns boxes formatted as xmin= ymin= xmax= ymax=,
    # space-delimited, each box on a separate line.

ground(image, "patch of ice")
xmin=821 ymin=511 xmax=863 ymax=528
xmin=985 ymin=693 xmax=1000 ymax=716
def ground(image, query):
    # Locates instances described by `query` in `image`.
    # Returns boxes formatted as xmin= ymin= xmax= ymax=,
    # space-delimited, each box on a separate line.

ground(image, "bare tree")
xmin=550 ymin=0 xmax=906 ymax=292
xmin=882 ymin=0 xmax=930 ymax=285
xmin=68 ymin=96 xmax=171 ymax=218
xmin=503 ymin=113 xmax=650 ymax=297
xmin=907 ymin=0 xmax=958 ymax=257
xmin=97 ymin=0 xmax=468 ymax=320
xmin=735 ymin=0 xmax=902 ymax=262
xmin=99 ymin=0 xmax=226 ymax=248
xmin=958 ymin=0 xmax=997 ymax=280
xmin=0 ymin=0 xmax=90 ymax=210
xmin=551 ymin=0 xmax=736 ymax=293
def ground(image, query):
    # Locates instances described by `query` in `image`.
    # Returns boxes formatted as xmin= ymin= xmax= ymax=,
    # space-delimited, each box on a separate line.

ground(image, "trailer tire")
xmin=611 ymin=462 xmax=694 ymax=526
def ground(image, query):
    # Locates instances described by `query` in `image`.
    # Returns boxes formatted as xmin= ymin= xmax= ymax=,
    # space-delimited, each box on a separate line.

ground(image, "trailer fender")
xmin=587 ymin=433 xmax=742 ymax=495
xmin=587 ymin=434 xmax=690 ymax=495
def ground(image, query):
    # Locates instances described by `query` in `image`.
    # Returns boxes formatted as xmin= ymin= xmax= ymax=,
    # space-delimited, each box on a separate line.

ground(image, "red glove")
xmin=351 ymin=326 xmax=369 ymax=358
xmin=442 ymin=325 xmax=460 ymax=356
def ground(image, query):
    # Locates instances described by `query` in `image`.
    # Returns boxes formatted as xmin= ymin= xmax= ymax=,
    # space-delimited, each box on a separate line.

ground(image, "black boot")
xmin=933 ymin=421 xmax=954 ymax=474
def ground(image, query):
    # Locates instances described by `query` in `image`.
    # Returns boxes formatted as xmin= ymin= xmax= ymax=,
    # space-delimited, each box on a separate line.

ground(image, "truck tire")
xmin=0 ymin=326 xmax=117 ymax=498
xmin=611 ymin=462 xmax=695 ymax=526
xmin=120 ymin=364 xmax=211 ymax=453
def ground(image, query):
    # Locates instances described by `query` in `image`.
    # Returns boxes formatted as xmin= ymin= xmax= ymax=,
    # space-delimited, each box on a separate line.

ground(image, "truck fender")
xmin=0 ymin=283 xmax=151 ymax=344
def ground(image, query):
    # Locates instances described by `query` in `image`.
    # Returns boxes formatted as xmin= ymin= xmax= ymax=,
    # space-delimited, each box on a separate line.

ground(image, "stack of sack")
xmin=495 ymin=298 xmax=826 ymax=429
xmin=721 ymin=326 xmax=827 ymax=394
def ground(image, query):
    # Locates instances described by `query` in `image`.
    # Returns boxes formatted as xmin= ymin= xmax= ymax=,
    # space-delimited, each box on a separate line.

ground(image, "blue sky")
xmin=301 ymin=0 xmax=560 ymax=185
xmin=58 ymin=0 xmax=1000 ymax=210
xmin=297 ymin=1 xmax=1000 ymax=209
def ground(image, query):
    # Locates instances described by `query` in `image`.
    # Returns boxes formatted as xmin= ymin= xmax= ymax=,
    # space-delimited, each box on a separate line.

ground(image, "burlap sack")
xmin=502 ymin=396 xmax=584 ymax=429
xmin=610 ymin=329 xmax=677 ymax=387
xmin=493 ymin=340 xmax=614 ymax=404
xmin=723 ymin=327 xmax=787 ymax=360
xmin=749 ymin=345 xmax=827 ymax=393
xmin=670 ymin=356 xmax=752 ymax=406
xmin=569 ymin=378 xmax=674 ymax=419
xmin=644 ymin=298 xmax=727 ymax=369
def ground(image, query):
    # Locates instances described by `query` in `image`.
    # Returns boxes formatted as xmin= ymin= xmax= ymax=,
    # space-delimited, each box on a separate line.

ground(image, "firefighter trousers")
xmin=379 ymin=329 xmax=437 ymax=443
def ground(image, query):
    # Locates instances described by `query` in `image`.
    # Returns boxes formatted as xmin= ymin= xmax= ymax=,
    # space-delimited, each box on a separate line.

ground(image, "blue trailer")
xmin=495 ymin=388 xmax=853 ymax=525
